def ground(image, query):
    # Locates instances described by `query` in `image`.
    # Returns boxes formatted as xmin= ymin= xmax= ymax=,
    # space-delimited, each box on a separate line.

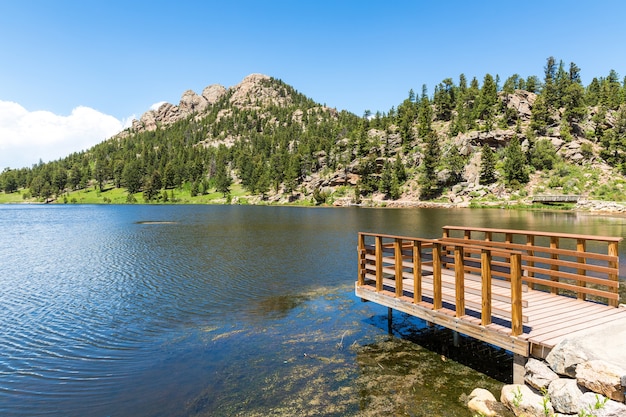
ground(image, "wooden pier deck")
xmin=356 ymin=226 xmax=626 ymax=378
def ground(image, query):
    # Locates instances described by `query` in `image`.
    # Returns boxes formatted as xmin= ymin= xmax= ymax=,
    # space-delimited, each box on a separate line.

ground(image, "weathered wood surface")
xmin=356 ymin=228 xmax=625 ymax=359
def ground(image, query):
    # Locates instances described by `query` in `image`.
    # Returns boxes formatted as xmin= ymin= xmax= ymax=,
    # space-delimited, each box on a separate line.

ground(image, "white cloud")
xmin=0 ymin=101 xmax=127 ymax=169
xmin=150 ymin=101 xmax=167 ymax=111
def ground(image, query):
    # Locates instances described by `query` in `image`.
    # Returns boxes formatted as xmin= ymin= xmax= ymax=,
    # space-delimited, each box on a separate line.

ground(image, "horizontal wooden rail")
xmin=441 ymin=226 xmax=621 ymax=306
xmin=357 ymin=233 xmax=525 ymax=335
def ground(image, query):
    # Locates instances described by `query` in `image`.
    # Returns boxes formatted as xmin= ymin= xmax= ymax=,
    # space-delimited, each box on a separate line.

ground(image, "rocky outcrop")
xmin=502 ymin=90 xmax=536 ymax=120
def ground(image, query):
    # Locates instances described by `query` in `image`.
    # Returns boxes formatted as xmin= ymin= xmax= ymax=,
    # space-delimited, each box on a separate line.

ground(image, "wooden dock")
xmin=356 ymin=226 xmax=626 ymax=381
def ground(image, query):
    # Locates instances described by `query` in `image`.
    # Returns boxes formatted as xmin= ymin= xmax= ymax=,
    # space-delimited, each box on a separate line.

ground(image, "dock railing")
xmin=441 ymin=226 xmax=621 ymax=307
xmin=357 ymin=232 xmax=526 ymax=336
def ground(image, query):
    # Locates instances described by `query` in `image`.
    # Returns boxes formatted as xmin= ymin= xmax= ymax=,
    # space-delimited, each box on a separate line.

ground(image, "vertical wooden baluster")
xmin=433 ymin=242 xmax=442 ymax=310
xmin=413 ymin=240 xmax=422 ymax=304
xmin=608 ymin=241 xmax=619 ymax=307
xmin=455 ymin=245 xmax=465 ymax=317
xmin=357 ymin=233 xmax=365 ymax=286
xmin=510 ymin=252 xmax=523 ymax=336
xmin=550 ymin=236 xmax=559 ymax=295
xmin=375 ymin=236 xmax=383 ymax=292
xmin=526 ymin=235 xmax=535 ymax=290
xmin=576 ymin=239 xmax=586 ymax=301
xmin=481 ymin=248 xmax=492 ymax=326
xmin=394 ymin=238 xmax=403 ymax=297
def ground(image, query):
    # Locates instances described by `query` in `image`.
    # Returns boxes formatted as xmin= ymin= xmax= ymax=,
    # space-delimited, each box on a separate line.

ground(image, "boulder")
xmin=576 ymin=360 xmax=625 ymax=402
xmin=579 ymin=392 xmax=626 ymax=417
xmin=525 ymin=358 xmax=559 ymax=391
xmin=548 ymin=378 xmax=586 ymax=414
xmin=466 ymin=388 xmax=503 ymax=417
xmin=546 ymin=316 xmax=626 ymax=377
xmin=501 ymin=384 xmax=553 ymax=417
xmin=546 ymin=337 xmax=590 ymax=377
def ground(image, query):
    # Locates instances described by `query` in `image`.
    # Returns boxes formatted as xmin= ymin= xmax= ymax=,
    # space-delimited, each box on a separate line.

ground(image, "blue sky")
xmin=1 ymin=0 xmax=626 ymax=169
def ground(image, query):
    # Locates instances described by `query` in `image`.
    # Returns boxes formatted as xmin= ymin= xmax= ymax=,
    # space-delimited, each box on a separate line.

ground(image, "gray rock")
xmin=546 ymin=338 xmax=589 ymax=377
xmin=501 ymin=384 xmax=553 ymax=417
xmin=579 ymin=392 xmax=626 ymax=417
xmin=548 ymin=378 xmax=586 ymax=414
xmin=525 ymin=358 xmax=559 ymax=391
xmin=576 ymin=360 xmax=625 ymax=402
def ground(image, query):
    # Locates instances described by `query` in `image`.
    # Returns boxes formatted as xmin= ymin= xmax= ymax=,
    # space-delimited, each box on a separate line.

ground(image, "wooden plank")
xmin=528 ymin=304 xmax=622 ymax=330
xmin=531 ymin=310 xmax=626 ymax=346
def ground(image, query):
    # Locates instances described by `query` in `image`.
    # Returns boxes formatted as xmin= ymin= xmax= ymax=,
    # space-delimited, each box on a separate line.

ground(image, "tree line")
xmin=2 ymin=58 xmax=626 ymax=202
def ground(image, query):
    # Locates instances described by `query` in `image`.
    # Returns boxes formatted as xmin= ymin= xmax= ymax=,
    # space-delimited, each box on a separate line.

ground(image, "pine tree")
xmin=419 ymin=132 xmax=440 ymax=198
xmin=503 ymin=136 xmax=529 ymax=185
xmin=479 ymin=144 xmax=497 ymax=185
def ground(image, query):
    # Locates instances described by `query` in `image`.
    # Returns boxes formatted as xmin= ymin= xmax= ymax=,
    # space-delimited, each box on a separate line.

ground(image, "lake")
xmin=1 ymin=205 xmax=625 ymax=416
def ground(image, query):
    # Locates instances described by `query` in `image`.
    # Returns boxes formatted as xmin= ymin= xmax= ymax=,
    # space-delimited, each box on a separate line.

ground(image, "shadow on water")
xmin=364 ymin=312 xmax=514 ymax=383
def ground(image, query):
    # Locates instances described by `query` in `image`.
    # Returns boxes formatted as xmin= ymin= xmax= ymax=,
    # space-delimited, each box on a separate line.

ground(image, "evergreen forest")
xmin=2 ymin=57 xmax=626 ymax=206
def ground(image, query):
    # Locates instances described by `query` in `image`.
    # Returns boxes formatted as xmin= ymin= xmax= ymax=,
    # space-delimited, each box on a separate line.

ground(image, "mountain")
xmin=2 ymin=58 xmax=626 ymax=209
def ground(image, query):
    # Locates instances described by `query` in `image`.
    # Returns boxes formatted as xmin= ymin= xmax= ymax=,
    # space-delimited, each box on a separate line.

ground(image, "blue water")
xmin=1 ymin=205 xmax=624 ymax=416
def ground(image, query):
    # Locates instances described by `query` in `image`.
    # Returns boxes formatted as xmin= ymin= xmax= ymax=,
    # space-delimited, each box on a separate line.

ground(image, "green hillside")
xmin=2 ymin=57 xmax=626 ymax=207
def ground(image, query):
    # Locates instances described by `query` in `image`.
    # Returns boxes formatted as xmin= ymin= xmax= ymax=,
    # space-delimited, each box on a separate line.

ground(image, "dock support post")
xmin=513 ymin=354 xmax=526 ymax=384
xmin=387 ymin=307 xmax=393 ymax=334
xmin=452 ymin=331 xmax=460 ymax=348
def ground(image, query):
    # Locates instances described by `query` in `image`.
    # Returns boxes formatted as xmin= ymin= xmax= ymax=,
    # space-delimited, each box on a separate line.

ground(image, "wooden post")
xmin=481 ymin=249 xmax=492 ymax=326
xmin=608 ymin=241 xmax=619 ymax=307
xmin=550 ymin=236 xmax=559 ymax=295
xmin=375 ymin=236 xmax=383 ymax=292
xmin=394 ymin=238 xmax=403 ymax=297
xmin=413 ymin=240 xmax=422 ymax=304
xmin=455 ymin=245 xmax=465 ymax=317
xmin=526 ymin=235 xmax=535 ymax=290
xmin=510 ymin=253 xmax=523 ymax=336
xmin=357 ymin=233 xmax=365 ymax=286
xmin=576 ymin=239 xmax=587 ymax=301
xmin=513 ymin=354 xmax=527 ymax=384
xmin=433 ymin=242 xmax=442 ymax=310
